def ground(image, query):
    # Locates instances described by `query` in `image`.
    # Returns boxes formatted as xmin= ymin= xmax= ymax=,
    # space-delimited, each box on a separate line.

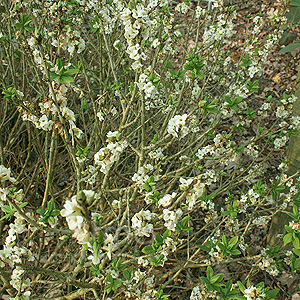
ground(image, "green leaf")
xmin=237 ymin=281 xmax=246 ymax=293
xmin=210 ymin=274 xmax=224 ymax=284
xmin=47 ymin=200 xmax=54 ymax=212
xmin=229 ymin=236 xmax=239 ymax=248
xmin=52 ymin=209 xmax=60 ymax=217
xmin=266 ymin=288 xmax=279 ymax=298
xmin=222 ymin=234 xmax=228 ymax=245
xmin=293 ymin=236 xmax=300 ymax=249
xmin=206 ymin=266 xmax=214 ymax=280
xmin=59 ymin=75 xmax=74 ymax=83
xmin=155 ymin=234 xmax=164 ymax=245
xmin=284 ymin=233 xmax=293 ymax=245
xmin=49 ymin=216 xmax=55 ymax=225
xmin=163 ymin=230 xmax=171 ymax=239
xmin=196 ymin=70 xmax=204 ymax=80
xmin=279 ymin=42 xmax=300 ymax=54
xmin=290 ymin=0 xmax=300 ymax=7
xmin=49 ymin=72 xmax=60 ymax=81
xmin=231 ymin=249 xmax=241 ymax=255
xmin=143 ymin=182 xmax=152 ymax=192
xmin=182 ymin=216 xmax=189 ymax=227
xmin=294 ymin=258 xmax=300 ymax=270
xmin=293 ymin=248 xmax=300 ymax=256
xmin=36 ymin=208 xmax=45 ymax=215
xmin=142 ymin=245 xmax=154 ymax=254
xmin=64 ymin=68 xmax=80 ymax=76
xmin=200 ymin=276 xmax=210 ymax=286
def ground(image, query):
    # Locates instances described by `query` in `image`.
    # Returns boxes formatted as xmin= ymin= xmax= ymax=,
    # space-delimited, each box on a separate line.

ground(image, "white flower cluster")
xmin=226 ymin=82 xmax=249 ymax=99
xmin=123 ymin=270 xmax=156 ymax=298
xmin=138 ymin=236 xmax=177 ymax=269
xmin=238 ymin=188 xmax=260 ymax=212
xmin=274 ymin=135 xmax=287 ymax=149
xmin=27 ymin=36 xmax=48 ymax=75
xmin=284 ymin=250 xmax=293 ymax=266
xmin=0 ymin=212 xmax=34 ymax=266
xmin=27 ymin=36 xmax=84 ymax=137
xmin=289 ymin=220 xmax=300 ymax=232
xmin=163 ymin=208 xmax=183 ymax=231
xmin=167 ymin=114 xmax=189 ymax=139
xmin=61 ymin=191 xmax=97 ymax=244
xmin=120 ymin=4 xmax=148 ymax=70
xmin=132 ymin=164 xmax=160 ymax=188
xmin=179 ymin=177 xmax=194 ymax=191
xmin=91 ymin=4 xmax=119 ymax=35
xmin=252 ymin=215 xmax=271 ymax=226
xmin=10 ymin=267 xmax=31 ymax=295
xmin=275 ymin=104 xmax=289 ymax=119
xmin=202 ymin=14 xmax=234 ymax=47
xmin=190 ymin=282 xmax=217 ymax=300
xmin=42 ymin=1 xmax=86 ymax=55
xmin=82 ymin=164 xmax=98 ymax=185
xmin=195 ymin=6 xmax=206 ymax=18
xmin=132 ymin=209 xmax=157 ymax=237
xmin=51 ymin=29 xmax=85 ymax=56
xmin=208 ymin=243 xmax=223 ymax=263
xmin=158 ymin=192 xmax=177 ymax=208
xmin=185 ymin=179 xmax=205 ymax=210
xmin=258 ymin=248 xmax=279 ymax=276
xmin=155 ymin=236 xmax=178 ymax=268
xmin=244 ymin=285 xmax=265 ymax=300
xmin=22 ymin=49 xmax=83 ymax=137
xmin=289 ymin=116 xmax=300 ymax=130
xmin=202 ymin=169 xmax=218 ymax=186
xmin=0 ymin=167 xmax=34 ymax=298
xmin=0 ymin=165 xmax=33 ymax=270
xmin=196 ymin=144 xmax=215 ymax=160
xmin=200 ymin=198 xmax=215 ymax=213
xmin=102 ymin=233 xmax=115 ymax=260
xmin=0 ymin=165 xmax=16 ymax=184
xmin=13 ymin=91 xmax=52 ymax=133
xmin=175 ymin=2 xmax=190 ymax=14
xmin=148 ymin=147 xmax=164 ymax=160
xmin=137 ymin=73 xmax=158 ymax=99
xmin=245 ymin=142 xmax=259 ymax=158
xmin=252 ymin=16 xmax=263 ymax=36
xmin=94 ymin=131 xmax=128 ymax=174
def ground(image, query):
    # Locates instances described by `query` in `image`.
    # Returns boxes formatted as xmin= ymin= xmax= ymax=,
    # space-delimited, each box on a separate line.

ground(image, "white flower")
xmin=0 ymin=187 xmax=8 ymax=205
xmin=67 ymin=215 xmax=84 ymax=230
xmin=0 ymin=165 xmax=16 ymax=183
xmin=132 ymin=60 xmax=142 ymax=70
xmin=107 ymin=131 xmax=119 ymax=138
xmin=167 ymin=114 xmax=189 ymax=138
xmin=72 ymin=223 xmax=90 ymax=244
xmin=244 ymin=286 xmax=256 ymax=300
xmin=138 ymin=256 xmax=149 ymax=267
xmin=132 ymin=209 xmax=156 ymax=237
xmin=126 ymin=44 xmax=140 ymax=60
xmin=148 ymin=147 xmax=164 ymax=160
xmin=60 ymin=196 xmax=82 ymax=218
xmin=97 ymin=110 xmax=104 ymax=121
xmin=163 ymin=208 xmax=183 ymax=231
xmin=158 ymin=192 xmax=176 ymax=207
xmin=38 ymin=115 xmax=54 ymax=131
xmin=179 ymin=178 xmax=193 ymax=191
xmin=152 ymin=39 xmax=160 ymax=48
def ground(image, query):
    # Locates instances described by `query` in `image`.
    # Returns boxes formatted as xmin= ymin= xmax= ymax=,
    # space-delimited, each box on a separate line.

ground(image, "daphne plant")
xmin=0 ymin=0 xmax=298 ymax=299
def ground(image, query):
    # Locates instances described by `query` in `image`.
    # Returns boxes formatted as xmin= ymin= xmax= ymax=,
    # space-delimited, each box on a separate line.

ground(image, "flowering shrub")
xmin=0 ymin=0 xmax=298 ymax=299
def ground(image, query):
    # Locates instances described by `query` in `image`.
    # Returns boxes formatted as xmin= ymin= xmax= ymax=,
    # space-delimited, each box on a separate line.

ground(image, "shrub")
xmin=0 ymin=0 xmax=297 ymax=299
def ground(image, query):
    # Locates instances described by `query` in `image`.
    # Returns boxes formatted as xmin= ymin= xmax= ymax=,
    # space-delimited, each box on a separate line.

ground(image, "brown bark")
xmin=267 ymin=73 xmax=300 ymax=246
